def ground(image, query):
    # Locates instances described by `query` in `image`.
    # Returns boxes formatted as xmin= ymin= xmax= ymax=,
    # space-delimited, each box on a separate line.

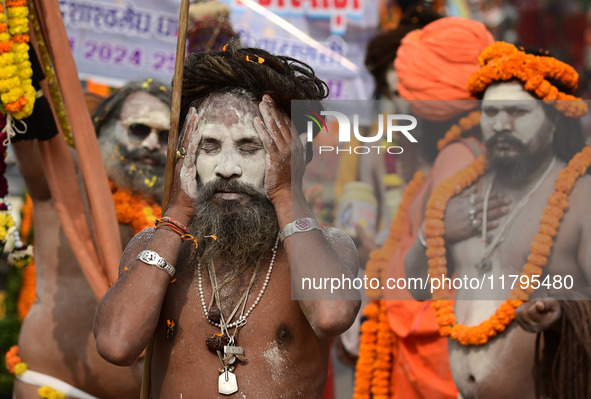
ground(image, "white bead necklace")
xmin=197 ymin=235 xmax=279 ymax=329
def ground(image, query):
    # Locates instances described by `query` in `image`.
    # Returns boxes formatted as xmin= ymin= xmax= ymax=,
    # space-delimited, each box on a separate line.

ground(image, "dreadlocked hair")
xmin=534 ymin=300 xmax=591 ymax=399
xmin=179 ymin=39 xmax=328 ymax=137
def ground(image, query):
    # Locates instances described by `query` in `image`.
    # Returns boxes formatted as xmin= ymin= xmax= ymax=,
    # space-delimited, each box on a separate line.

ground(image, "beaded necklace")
xmin=197 ymin=234 xmax=279 ymax=395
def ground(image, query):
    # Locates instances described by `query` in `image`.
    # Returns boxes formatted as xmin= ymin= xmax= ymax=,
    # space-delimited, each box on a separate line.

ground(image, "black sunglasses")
xmin=128 ymin=123 xmax=170 ymax=145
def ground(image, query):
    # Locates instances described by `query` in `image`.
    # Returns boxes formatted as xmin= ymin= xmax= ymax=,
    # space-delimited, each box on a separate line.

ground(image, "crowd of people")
xmin=0 ymin=1 xmax=590 ymax=399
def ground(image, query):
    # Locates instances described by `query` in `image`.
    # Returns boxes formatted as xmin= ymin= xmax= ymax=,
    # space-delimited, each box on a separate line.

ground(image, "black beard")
xmin=486 ymin=134 xmax=534 ymax=181
xmin=188 ymin=179 xmax=279 ymax=269
xmin=107 ymin=145 xmax=166 ymax=202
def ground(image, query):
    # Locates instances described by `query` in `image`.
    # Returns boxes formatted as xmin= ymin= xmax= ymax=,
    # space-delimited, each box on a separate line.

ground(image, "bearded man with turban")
xmin=405 ymin=42 xmax=590 ymax=399
xmin=355 ymin=17 xmax=505 ymax=399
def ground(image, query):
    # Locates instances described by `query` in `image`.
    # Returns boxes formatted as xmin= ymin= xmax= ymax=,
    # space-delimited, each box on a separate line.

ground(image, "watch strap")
xmin=279 ymin=218 xmax=321 ymax=242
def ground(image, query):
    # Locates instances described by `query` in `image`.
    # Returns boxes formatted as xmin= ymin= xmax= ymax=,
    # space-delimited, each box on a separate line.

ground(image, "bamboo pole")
xmin=163 ymin=0 xmax=191 ymax=210
xmin=140 ymin=0 xmax=190 ymax=397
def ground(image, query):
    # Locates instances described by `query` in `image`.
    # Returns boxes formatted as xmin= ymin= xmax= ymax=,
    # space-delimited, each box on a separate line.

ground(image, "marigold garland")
xmin=110 ymin=181 xmax=162 ymax=234
xmin=353 ymin=301 xmax=380 ymax=399
xmin=371 ymin=301 xmax=394 ymax=399
xmin=425 ymin=146 xmax=591 ymax=345
xmin=437 ymin=111 xmax=481 ymax=151
xmin=468 ymin=42 xmax=588 ymax=118
xmin=5 ymin=345 xmax=20 ymax=374
xmin=16 ymin=257 xmax=34 ymax=318
xmin=0 ymin=0 xmax=35 ymax=120
xmin=353 ymin=171 xmax=426 ymax=397
xmin=363 ymin=171 xmax=425 ymax=300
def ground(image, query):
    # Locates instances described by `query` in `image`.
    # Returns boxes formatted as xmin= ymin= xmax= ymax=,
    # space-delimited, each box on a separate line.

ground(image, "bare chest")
xmin=450 ymin=180 xmax=582 ymax=305
xmin=149 ymin=253 xmax=329 ymax=398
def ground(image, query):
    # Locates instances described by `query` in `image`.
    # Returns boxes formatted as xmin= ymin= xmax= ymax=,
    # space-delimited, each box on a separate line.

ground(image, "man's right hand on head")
xmin=167 ymin=107 xmax=200 ymax=223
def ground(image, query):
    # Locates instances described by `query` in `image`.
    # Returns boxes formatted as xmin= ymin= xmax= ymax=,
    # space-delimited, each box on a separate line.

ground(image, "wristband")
xmin=155 ymin=217 xmax=190 ymax=235
xmin=418 ymin=228 xmax=428 ymax=248
xmin=137 ymin=250 xmax=175 ymax=278
xmin=279 ymin=218 xmax=321 ymax=242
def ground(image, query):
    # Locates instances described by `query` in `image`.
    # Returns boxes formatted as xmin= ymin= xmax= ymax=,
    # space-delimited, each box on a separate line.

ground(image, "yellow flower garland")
xmin=0 ymin=0 xmax=35 ymax=120
xmin=425 ymin=146 xmax=591 ymax=345
xmin=38 ymin=386 xmax=65 ymax=399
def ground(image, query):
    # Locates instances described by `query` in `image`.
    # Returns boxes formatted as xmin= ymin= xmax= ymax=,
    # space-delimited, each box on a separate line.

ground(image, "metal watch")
xmin=137 ymin=250 xmax=175 ymax=278
xmin=279 ymin=218 xmax=321 ymax=242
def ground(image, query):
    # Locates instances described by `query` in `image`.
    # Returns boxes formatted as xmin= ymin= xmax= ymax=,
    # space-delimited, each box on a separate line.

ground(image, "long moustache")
xmin=199 ymin=179 xmax=266 ymax=201
xmin=126 ymin=147 xmax=167 ymax=166
xmin=485 ymin=134 xmax=527 ymax=152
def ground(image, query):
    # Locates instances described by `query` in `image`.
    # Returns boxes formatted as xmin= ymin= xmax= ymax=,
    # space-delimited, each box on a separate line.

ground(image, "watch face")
xmin=145 ymin=252 xmax=157 ymax=262
xmin=295 ymin=218 xmax=312 ymax=230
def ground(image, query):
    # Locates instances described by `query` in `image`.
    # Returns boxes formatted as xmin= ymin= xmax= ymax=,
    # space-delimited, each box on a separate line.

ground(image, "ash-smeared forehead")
xmin=120 ymin=91 xmax=170 ymax=129
xmin=197 ymin=91 xmax=260 ymax=127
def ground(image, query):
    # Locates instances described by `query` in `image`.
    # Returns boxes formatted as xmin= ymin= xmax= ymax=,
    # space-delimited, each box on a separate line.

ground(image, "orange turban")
xmin=395 ymin=17 xmax=494 ymax=121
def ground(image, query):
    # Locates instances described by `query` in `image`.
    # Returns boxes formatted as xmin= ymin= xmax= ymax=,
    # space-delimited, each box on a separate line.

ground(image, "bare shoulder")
xmin=119 ymin=227 xmax=156 ymax=275
xmin=322 ymin=227 xmax=359 ymax=273
xmin=569 ymin=174 xmax=591 ymax=216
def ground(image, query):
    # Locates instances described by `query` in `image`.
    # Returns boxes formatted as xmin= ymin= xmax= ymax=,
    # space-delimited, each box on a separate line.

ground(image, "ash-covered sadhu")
xmin=93 ymin=40 xmax=361 ymax=398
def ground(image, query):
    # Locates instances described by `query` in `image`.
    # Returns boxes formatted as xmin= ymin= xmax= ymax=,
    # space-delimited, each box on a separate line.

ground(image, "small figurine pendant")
xmin=218 ymin=368 xmax=238 ymax=395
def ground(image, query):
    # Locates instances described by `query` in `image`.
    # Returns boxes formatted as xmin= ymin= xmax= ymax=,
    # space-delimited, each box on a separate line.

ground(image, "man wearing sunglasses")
xmin=93 ymin=79 xmax=172 ymax=206
xmin=11 ymin=79 xmax=171 ymax=398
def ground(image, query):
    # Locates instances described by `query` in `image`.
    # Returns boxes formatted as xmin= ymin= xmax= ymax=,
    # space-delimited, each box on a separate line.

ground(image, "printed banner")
xmin=62 ymin=0 xmax=378 ymax=99
xmin=60 ymin=0 xmax=180 ymax=86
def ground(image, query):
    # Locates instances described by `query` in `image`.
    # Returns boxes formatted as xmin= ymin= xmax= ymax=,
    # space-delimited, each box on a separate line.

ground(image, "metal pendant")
xmin=218 ymin=368 xmax=238 ymax=395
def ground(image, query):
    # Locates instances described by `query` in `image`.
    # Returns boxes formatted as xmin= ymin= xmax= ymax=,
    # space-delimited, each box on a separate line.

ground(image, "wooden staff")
xmin=140 ymin=0 xmax=190 ymax=397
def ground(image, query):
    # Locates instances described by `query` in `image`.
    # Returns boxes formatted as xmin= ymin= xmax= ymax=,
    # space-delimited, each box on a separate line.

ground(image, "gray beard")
xmin=106 ymin=146 xmax=166 ymax=203
xmin=188 ymin=179 xmax=279 ymax=270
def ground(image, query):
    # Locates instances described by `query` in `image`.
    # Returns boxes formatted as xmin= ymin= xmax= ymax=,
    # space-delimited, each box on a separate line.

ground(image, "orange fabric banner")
xmin=31 ymin=0 xmax=122 ymax=299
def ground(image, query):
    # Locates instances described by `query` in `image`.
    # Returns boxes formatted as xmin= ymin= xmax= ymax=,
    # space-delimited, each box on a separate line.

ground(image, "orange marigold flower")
xmin=532 ymin=233 xmax=553 ymax=247
xmin=537 ymin=223 xmax=557 ymax=238
xmin=10 ymin=33 xmax=28 ymax=43
xmin=0 ymin=40 xmax=13 ymax=54
xmin=360 ymin=320 xmax=379 ymax=333
xmin=530 ymin=241 xmax=551 ymax=256
xmin=426 ymin=237 xmax=445 ymax=247
xmin=427 ymin=257 xmax=447 ymax=268
xmin=363 ymin=302 xmax=379 ymax=318
xmin=426 ymin=247 xmax=446 ymax=258
xmin=5 ymin=345 xmax=22 ymax=374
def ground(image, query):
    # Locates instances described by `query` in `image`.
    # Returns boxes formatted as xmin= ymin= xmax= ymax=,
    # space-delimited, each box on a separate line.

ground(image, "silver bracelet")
xmin=137 ymin=250 xmax=175 ymax=278
xmin=279 ymin=217 xmax=321 ymax=242
xmin=418 ymin=228 xmax=428 ymax=248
